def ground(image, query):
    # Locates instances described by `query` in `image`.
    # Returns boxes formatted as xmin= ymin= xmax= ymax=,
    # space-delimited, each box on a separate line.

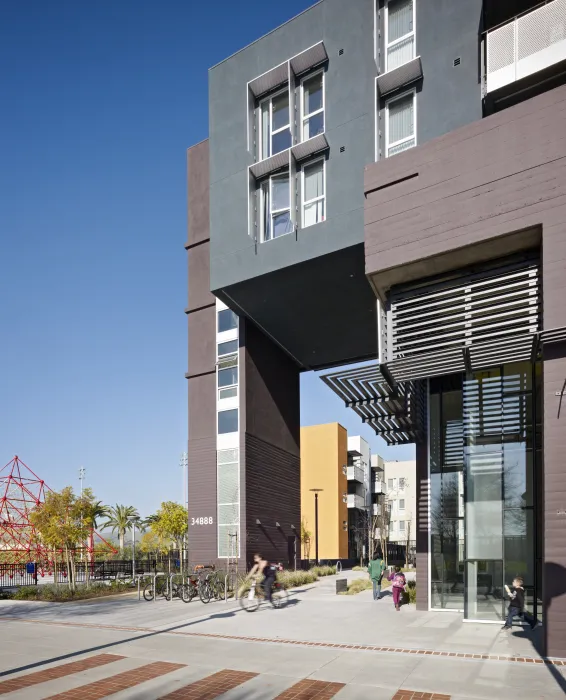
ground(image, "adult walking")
xmin=368 ymin=551 xmax=386 ymax=601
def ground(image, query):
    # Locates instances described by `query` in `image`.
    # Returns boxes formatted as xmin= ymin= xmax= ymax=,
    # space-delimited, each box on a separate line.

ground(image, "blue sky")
xmin=0 ymin=0 xmax=413 ymax=517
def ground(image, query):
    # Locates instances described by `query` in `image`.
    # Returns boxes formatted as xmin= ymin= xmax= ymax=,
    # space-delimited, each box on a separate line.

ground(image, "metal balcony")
xmin=347 ymin=465 xmax=365 ymax=483
xmin=372 ymin=503 xmax=383 ymax=517
xmin=486 ymin=0 xmax=566 ymax=94
xmin=347 ymin=494 xmax=365 ymax=510
xmin=373 ymin=479 xmax=386 ymax=495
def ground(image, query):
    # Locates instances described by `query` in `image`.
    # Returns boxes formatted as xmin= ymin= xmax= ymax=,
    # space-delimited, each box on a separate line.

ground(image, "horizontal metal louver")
xmin=386 ymin=260 xmax=540 ymax=382
xmin=321 ymin=364 xmax=425 ymax=445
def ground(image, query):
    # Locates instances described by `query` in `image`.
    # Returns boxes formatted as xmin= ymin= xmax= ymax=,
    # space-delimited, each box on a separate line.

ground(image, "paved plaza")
xmin=0 ymin=573 xmax=564 ymax=699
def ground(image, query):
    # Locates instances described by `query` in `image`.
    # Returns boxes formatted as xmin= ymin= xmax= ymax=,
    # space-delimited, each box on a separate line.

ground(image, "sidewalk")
xmin=1 ymin=572 xmax=564 ymax=699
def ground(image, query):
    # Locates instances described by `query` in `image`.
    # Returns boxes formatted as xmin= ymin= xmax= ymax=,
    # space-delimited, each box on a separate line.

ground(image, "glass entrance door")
xmin=465 ymin=560 xmax=504 ymax=621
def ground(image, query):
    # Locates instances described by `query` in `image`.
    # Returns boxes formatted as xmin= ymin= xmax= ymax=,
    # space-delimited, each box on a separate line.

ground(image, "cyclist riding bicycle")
xmin=247 ymin=553 xmax=279 ymax=603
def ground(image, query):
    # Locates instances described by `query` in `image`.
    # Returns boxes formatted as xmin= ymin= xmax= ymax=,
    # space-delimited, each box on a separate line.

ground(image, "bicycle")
xmin=143 ymin=577 xmax=169 ymax=601
xmin=238 ymin=575 xmax=288 ymax=612
xmin=205 ymin=570 xmax=226 ymax=601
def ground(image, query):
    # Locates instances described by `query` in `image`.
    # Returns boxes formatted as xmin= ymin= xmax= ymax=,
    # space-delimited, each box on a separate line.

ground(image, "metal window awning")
xmin=376 ymin=56 xmax=423 ymax=96
xmin=321 ymin=365 xmax=425 ymax=445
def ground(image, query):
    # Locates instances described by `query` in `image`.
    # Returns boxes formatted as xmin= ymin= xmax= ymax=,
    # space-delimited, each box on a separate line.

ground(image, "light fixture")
xmin=255 ymin=518 xmax=261 ymax=525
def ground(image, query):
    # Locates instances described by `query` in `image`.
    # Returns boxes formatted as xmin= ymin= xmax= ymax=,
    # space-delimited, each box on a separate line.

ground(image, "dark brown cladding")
xmin=187 ymin=138 xmax=217 ymax=565
xmin=240 ymin=319 xmax=301 ymax=567
xmin=364 ymin=84 xmax=566 ymax=657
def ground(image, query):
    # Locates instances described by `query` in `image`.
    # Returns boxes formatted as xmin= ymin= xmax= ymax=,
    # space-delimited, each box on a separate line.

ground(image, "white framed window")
xmin=399 ymin=499 xmax=405 ymax=511
xmin=399 ymin=520 xmax=406 ymax=533
xmin=217 ymin=339 xmax=238 ymax=358
xmin=385 ymin=0 xmax=415 ymax=72
xmin=302 ymin=158 xmax=325 ymax=228
xmin=259 ymin=88 xmax=292 ymax=160
xmin=388 ymin=478 xmax=396 ymax=490
xmin=217 ymin=355 xmax=238 ymax=401
xmin=385 ymin=89 xmax=416 ymax=157
xmin=260 ymin=172 xmax=293 ymax=242
xmin=390 ymin=520 xmax=397 ymax=532
xmin=399 ymin=477 xmax=405 ymax=491
xmin=300 ymin=70 xmax=324 ymax=141
xmin=217 ymin=308 xmax=238 ymax=334
xmin=218 ymin=408 xmax=238 ymax=435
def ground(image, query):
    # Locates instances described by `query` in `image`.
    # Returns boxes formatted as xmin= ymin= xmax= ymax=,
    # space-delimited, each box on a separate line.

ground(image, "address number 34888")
xmin=191 ymin=516 xmax=214 ymax=525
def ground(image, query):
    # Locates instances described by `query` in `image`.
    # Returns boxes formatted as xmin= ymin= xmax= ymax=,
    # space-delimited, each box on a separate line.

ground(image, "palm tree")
xmin=83 ymin=499 xmax=109 ymax=560
xmin=102 ymin=505 xmax=139 ymax=554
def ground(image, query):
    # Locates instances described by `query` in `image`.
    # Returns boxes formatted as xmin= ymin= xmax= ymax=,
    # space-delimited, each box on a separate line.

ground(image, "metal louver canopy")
xmin=321 ymin=365 xmax=425 ymax=445
xmin=386 ymin=259 xmax=540 ymax=382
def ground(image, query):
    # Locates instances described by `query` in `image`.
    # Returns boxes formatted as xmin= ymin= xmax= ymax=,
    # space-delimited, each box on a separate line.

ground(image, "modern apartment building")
xmin=346 ymin=435 xmax=370 ymax=560
xmin=186 ymin=0 xmax=566 ymax=656
xmin=384 ymin=460 xmax=417 ymax=545
xmin=300 ymin=423 xmax=348 ymax=561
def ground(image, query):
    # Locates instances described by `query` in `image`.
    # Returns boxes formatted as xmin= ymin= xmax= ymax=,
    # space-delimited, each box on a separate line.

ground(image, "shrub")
xmin=341 ymin=578 xmax=373 ymax=595
xmin=406 ymin=580 xmax=416 ymax=605
xmin=310 ymin=565 xmax=336 ymax=577
xmin=11 ymin=581 xmax=133 ymax=602
xmin=352 ymin=566 xmax=367 ymax=572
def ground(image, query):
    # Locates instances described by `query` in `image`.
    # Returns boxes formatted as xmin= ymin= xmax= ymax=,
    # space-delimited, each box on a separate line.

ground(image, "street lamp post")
xmin=309 ymin=489 xmax=323 ymax=565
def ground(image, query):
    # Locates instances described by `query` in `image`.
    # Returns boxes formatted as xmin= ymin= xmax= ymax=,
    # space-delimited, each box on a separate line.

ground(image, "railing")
xmin=373 ymin=480 xmax=385 ymax=495
xmin=372 ymin=503 xmax=383 ymax=517
xmin=346 ymin=465 xmax=365 ymax=483
xmin=486 ymin=0 xmax=566 ymax=93
xmin=0 ymin=563 xmax=38 ymax=588
xmin=347 ymin=493 xmax=365 ymax=509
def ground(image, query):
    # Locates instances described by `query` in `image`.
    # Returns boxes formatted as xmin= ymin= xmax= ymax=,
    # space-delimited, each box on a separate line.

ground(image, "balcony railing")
xmin=347 ymin=494 xmax=365 ymax=509
xmin=373 ymin=479 xmax=385 ymax=495
xmin=486 ymin=0 xmax=566 ymax=93
xmin=372 ymin=503 xmax=383 ymax=517
xmin=347 ymin=465 xmax=365 ymax=483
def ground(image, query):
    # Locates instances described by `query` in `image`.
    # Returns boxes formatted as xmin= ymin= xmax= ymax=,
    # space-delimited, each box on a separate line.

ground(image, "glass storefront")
xmin=429 ymin=362 xmax=541 ymax=621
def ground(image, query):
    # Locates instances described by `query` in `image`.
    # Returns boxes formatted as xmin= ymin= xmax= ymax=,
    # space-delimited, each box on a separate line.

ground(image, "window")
xmin=302 ymin=159 xmax=325 ymax=228
xmin=399 ymin=499 xmax=405 ymax=511
xmin=218 ymin=365 xmax=237 ymax=389
xmin=218 ymin=309 xmax=238 ymax=333
xmin=399 ymin=520 xmax=406 ymax=533
xmin=385 ymin=90 xmax=416 ymax=157
xmin=388 ymin=478 xmax=396 ymax=490
xmin=260 ymin=172 xmax=293 ymax=241
xmin=399 ymin=477 xmax=405 ymax=491
xmin=386 ymin=0 xmax=415 ymax=71
xmin=301 ymin=71 xmax=324 ymax=141
xmin=218 ymin=339 xmax=238 ymax=357
xmin=259 ymin=89 xmax=292 ymax=160
xmin=391 ymin=520 xmax=396 ymax=531
xmin=218 ymin=409 xmax=238 ymax=434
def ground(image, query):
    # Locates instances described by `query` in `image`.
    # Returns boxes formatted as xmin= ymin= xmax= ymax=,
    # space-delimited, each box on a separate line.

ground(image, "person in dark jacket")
xmin=502 ymin=576 xmax=537 ymax=630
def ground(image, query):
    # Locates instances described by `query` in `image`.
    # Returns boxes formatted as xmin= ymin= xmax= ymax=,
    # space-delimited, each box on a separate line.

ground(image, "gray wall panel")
xmin=209 ymin=0 xmax=376 ymax=292
xmin=187 ymin=141 xmax=210 ymax=247
xmin=188 ymin=241 xmax=215 ymax=311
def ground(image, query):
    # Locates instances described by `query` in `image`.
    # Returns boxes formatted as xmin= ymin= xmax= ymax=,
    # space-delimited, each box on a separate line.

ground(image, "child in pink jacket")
xmin=387 ymin=566 xmax=406 ymax=611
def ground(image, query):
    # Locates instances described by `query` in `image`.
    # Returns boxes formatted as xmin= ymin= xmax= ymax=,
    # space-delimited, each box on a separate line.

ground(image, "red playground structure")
xmin=0 ymin=455 xmax=115 ymax=575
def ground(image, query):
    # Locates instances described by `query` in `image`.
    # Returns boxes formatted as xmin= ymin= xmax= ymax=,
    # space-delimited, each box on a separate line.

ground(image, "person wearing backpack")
xmin=367 ymin=551 xmax=386 ymax=601
xmin=387 ymin=566 xmax=406 ymax=611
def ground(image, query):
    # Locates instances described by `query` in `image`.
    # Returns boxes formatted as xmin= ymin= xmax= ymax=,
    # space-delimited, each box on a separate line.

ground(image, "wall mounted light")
xmin=255 ymin=518 xmax=261 ymax=525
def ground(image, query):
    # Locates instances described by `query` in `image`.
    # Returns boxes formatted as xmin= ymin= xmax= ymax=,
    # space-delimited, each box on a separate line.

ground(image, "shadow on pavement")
xmin=511 ymin=561 xmax=566 ymax=696
xmin=0 ymin=597 xmax=302 ymax=678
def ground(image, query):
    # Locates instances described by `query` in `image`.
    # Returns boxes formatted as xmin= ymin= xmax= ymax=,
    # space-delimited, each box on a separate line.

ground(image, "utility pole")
xmin=79 ymin=467 xmax=85 ymax=497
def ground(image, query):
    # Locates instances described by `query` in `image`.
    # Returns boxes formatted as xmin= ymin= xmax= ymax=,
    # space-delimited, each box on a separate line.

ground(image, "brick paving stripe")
xmin=159 ymin=669 xmax=257 ymax=699
xmin=45 ymin=661 xmax=185 ymax=700
xmin=0 ymin=654 xmax=124 ymax=695
xmin=273 ymin=679 xmax=345 ymax=699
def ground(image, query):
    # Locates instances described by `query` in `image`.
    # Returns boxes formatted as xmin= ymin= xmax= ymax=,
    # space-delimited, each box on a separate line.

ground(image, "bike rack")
xmin=152 ymin=572 xmax=168 ymax=603
xmin=169 ymin=572 xmax=185 ymax=602
xmin=135 ymin=574 xmax=147 ymax=601
xmin=336 ymin=560 xmax=342 ymax=574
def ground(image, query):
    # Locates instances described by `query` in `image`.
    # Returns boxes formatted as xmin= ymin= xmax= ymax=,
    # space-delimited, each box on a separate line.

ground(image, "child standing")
xmin=387 ymin=566 xmax=406 ymax=611
xmin=502 ymin=576 xmax=537 ymax=630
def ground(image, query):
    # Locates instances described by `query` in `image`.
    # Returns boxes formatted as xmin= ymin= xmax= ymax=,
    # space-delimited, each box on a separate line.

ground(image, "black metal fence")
xmin=0 ymin=563 xmax=38 ymax=588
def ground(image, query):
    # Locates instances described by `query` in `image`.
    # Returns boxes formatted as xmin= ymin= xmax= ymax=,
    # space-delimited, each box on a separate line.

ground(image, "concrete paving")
xmin=0 ymin=572 xmax=564 ymax=699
